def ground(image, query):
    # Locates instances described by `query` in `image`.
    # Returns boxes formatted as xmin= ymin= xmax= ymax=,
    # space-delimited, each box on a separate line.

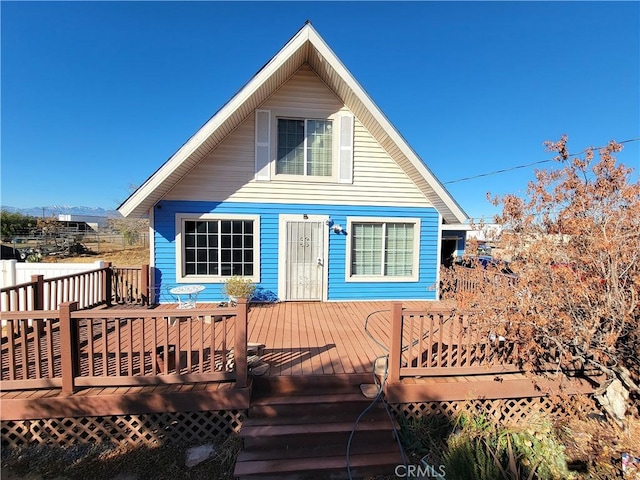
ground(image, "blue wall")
xmin=153 ymin=200 xmax=440 ymax=302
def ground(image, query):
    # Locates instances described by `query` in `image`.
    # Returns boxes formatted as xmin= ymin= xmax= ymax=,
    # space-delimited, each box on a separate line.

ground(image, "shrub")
xmin=401 ymin=412 xmax=574 ymax=480
xmin=223 ymin=276 xmax=256 ymax=300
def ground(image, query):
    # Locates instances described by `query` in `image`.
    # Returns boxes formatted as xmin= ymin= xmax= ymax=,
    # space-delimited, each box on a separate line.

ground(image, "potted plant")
xmin=223 ymin=276 xmax=256 ymax=304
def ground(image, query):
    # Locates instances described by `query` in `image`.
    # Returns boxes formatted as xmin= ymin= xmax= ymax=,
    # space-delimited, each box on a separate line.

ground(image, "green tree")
xmin=0 ymin=211 xmax=38 ymax=241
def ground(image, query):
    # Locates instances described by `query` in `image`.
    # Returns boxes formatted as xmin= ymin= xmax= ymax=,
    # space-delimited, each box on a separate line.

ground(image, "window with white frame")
xmin=347 ymin=218 xmax=420 ymax=281
xmin=176 ymin=214 xmax=260 ymax=282
xmin=276 ymin=118 xmax=333 ymax=176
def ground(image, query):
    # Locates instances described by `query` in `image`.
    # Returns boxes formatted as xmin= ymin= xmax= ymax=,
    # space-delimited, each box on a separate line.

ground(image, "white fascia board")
xmin=119 ymin=27 xmax=312 ymax=218
xmin=307 ymin=27 xmax=468 ymax=224
xmin=120 ymin=23 xmax=467 ymax=224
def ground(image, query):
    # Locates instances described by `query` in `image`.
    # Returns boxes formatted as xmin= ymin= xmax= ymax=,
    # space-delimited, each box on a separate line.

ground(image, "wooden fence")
xmin=0 ymin=300 xmax=248 ymax=394
xmin=445 ymin=266 xmax=518 ymax=296
xmin=388 ymin=304 xmax=522 ymax=383
xmin=0 ymin=265 xmax=149 ymax=313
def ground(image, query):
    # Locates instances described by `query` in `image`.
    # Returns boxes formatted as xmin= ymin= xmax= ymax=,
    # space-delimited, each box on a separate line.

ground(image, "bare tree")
xmin=108 ymin=217 xmax=149 ymax=245
xmin=442 ymin=136 xmax=640 ymax=422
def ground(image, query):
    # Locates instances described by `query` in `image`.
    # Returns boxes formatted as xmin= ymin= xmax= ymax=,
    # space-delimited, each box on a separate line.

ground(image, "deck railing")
xmin=388 ymin=303 xmax=521 ymax=383
xmin=0 ymin=310 xmax=62 ymax=389
xmin=1 ymin=299 xmax=248 ymax=393
xmin=446 ymin=266 xmax=518 ymax=295
xmin=0 ymin=265 xmax=149 ymax=313
xmin=112 ymin=266 xmax=149 ymax=306
xmin=0 ymin=278 xmax=40 ymax=312
xmin=42 ymin=267 xmax=112 ymax=310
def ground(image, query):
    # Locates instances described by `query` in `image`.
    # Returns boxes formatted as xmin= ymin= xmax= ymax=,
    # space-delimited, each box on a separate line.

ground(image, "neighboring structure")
xmin=119 ymin=23 xmax=468 ymax=303
xmin=58 ymin=214 xmax=109 ymax=233
xmin=441 ymin=224 xmax=472 ymax=266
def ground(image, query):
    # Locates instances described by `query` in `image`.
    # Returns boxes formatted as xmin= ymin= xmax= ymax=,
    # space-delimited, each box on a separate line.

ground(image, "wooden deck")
xmin=246 ymin=301 xmax=430 ymax=377
xmin=1 ymin=300 xmax=601 ymax=422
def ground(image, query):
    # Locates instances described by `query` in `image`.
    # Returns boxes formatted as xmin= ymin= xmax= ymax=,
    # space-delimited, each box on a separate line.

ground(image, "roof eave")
xmin=118 ymin=23 xmax=468 ymax=224
xmin=118 ymin=25 xmax=314 ymax=218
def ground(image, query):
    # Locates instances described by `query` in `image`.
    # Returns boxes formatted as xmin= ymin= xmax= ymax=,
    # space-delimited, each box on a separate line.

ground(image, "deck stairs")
xmin=233 ymin=374 xmax=405 ymax=479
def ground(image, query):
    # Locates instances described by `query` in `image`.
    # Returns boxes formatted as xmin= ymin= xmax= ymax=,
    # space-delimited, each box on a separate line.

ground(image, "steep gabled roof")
xmin=118 ymin=23 xmax=468 ymax=223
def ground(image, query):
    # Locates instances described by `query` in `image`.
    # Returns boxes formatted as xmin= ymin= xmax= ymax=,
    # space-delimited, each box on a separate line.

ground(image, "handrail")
xmin=387 ymin=303 xmax=520 ymax=384
xmin=42 ymin=266 xmax=109 ymax=283
xmin=43 ymin=267 xmax=110 ymax=310
xmin=0 ymin=278 xmax=39 ymax=312
xmin=1 ymin=300 xmax=249 ymax=393
xmin=1 ymin=264 xmax=149 ymax=312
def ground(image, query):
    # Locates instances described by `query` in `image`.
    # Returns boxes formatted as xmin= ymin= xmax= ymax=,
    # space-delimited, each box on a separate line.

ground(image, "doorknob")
xmin=317 ymin=257 xmax=323 ymax=266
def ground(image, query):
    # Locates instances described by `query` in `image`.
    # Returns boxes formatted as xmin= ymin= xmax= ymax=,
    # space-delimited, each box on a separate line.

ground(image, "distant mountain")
xmin=1 ymin=205 xmax=123 ymax=218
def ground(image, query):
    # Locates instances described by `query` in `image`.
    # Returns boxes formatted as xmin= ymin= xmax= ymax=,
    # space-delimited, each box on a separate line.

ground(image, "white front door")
xmin=279 ymin=215 xmax=327 ymax=301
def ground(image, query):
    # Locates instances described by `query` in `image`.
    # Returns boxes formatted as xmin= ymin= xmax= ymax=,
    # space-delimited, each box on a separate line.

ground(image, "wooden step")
xmin=243 ymin=428 xmax=399 ymax=451
xmin=245 ymin=409 xmax=390 ymax=427
xmin=236 ymin=436 xmax=400 ymax=462
xmin=234 ymin=451 xmax=404 ymax=479
xmin=250 ymin=392 xmax=369 ymax=406
xmin=249 ymin=399 xmax=385 ymax=419
xmin=235 ymin=374 xmax=404 ymax=479
xmin=241 ymin=417 xmax=395 ymax=439
xmin=252 ymin=374 xmax=373 ymax=395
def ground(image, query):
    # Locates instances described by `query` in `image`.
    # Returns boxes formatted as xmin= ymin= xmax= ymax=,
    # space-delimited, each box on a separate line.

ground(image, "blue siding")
xmin=153 ymin=200 xmax=440 ymax=302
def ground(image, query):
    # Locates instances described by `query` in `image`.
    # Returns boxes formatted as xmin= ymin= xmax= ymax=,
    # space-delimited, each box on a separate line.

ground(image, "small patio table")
xmin=169 ymin=284 xmax=206 ymax=309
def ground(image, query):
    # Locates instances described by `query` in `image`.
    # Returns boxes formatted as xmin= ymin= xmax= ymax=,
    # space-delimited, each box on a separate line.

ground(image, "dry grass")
xmin=42 ymin=245 xmax=149 ymax=267
xmin=557 ymin=416 xmax=640 ymax=479
xmin=1 ymin=436 xmax=241 ymax=480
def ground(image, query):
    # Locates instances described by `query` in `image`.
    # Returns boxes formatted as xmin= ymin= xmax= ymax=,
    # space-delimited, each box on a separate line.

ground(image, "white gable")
xmin=118 ymin=23 xmax=467 ymax=223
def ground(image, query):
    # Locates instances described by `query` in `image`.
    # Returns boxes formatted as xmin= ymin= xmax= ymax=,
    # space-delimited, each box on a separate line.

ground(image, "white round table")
xmin=169 ymin=284 xmax=206 ymax=309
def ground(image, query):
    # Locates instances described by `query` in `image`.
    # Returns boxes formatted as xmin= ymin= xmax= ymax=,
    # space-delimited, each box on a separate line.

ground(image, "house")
xmin=118 ymin=22 xmax=468 ymax=303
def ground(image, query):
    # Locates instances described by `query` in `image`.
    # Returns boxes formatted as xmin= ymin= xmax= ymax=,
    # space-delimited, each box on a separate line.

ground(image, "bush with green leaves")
xmin=445 ymin=413 xmax=572 ymax=480
xmin=401 ymin=412 xmax=574 ymax=480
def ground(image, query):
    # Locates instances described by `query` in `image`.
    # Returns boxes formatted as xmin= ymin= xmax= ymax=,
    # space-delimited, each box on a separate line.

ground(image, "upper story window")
xmin=254 ymin=109 xmax=353 ymax=183
xmin=276 ymin=119 xmax=333 ymax=176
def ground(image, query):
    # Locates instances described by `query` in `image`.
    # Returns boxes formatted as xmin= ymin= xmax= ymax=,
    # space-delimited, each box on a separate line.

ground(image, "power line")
xmin=443 ymin=137 xmax=640 ymax=185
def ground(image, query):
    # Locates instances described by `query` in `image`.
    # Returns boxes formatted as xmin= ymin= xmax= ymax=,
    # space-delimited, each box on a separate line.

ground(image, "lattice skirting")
xmin=392 ymin=394 xmax=600 ymax=424
xmin=1 ymin=410 xmax=245 ymax=449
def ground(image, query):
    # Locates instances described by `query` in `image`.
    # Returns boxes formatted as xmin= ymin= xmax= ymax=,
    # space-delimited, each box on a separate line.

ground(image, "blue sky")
xmin=2 ymin=1 xmax=638 ymax=220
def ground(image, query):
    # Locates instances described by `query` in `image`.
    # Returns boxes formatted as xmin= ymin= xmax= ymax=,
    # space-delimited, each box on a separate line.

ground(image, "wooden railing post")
xmin=59 ymin=301 xmax=79 ymax=395
xmin=31 ymin=275 xmax=45 ymax=335
xmin=104 ymin=263 xmax=113 ymax=307
xmin=141 ymin=264 xmax=149 ymax=305
xmin=388 ymin=302 xmax=403 ymax=384
xmin=31 ymin=275 xmax=44 ymax=310
xmin=234 ymin=298 xmax=248 ymax=388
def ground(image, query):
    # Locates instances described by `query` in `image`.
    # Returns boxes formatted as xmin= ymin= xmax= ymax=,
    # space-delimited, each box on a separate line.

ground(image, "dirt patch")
xmin=1 ymin=437 xmax=241 ymax=480
xmin=42 ymin=246 xmax=149 ymax=267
